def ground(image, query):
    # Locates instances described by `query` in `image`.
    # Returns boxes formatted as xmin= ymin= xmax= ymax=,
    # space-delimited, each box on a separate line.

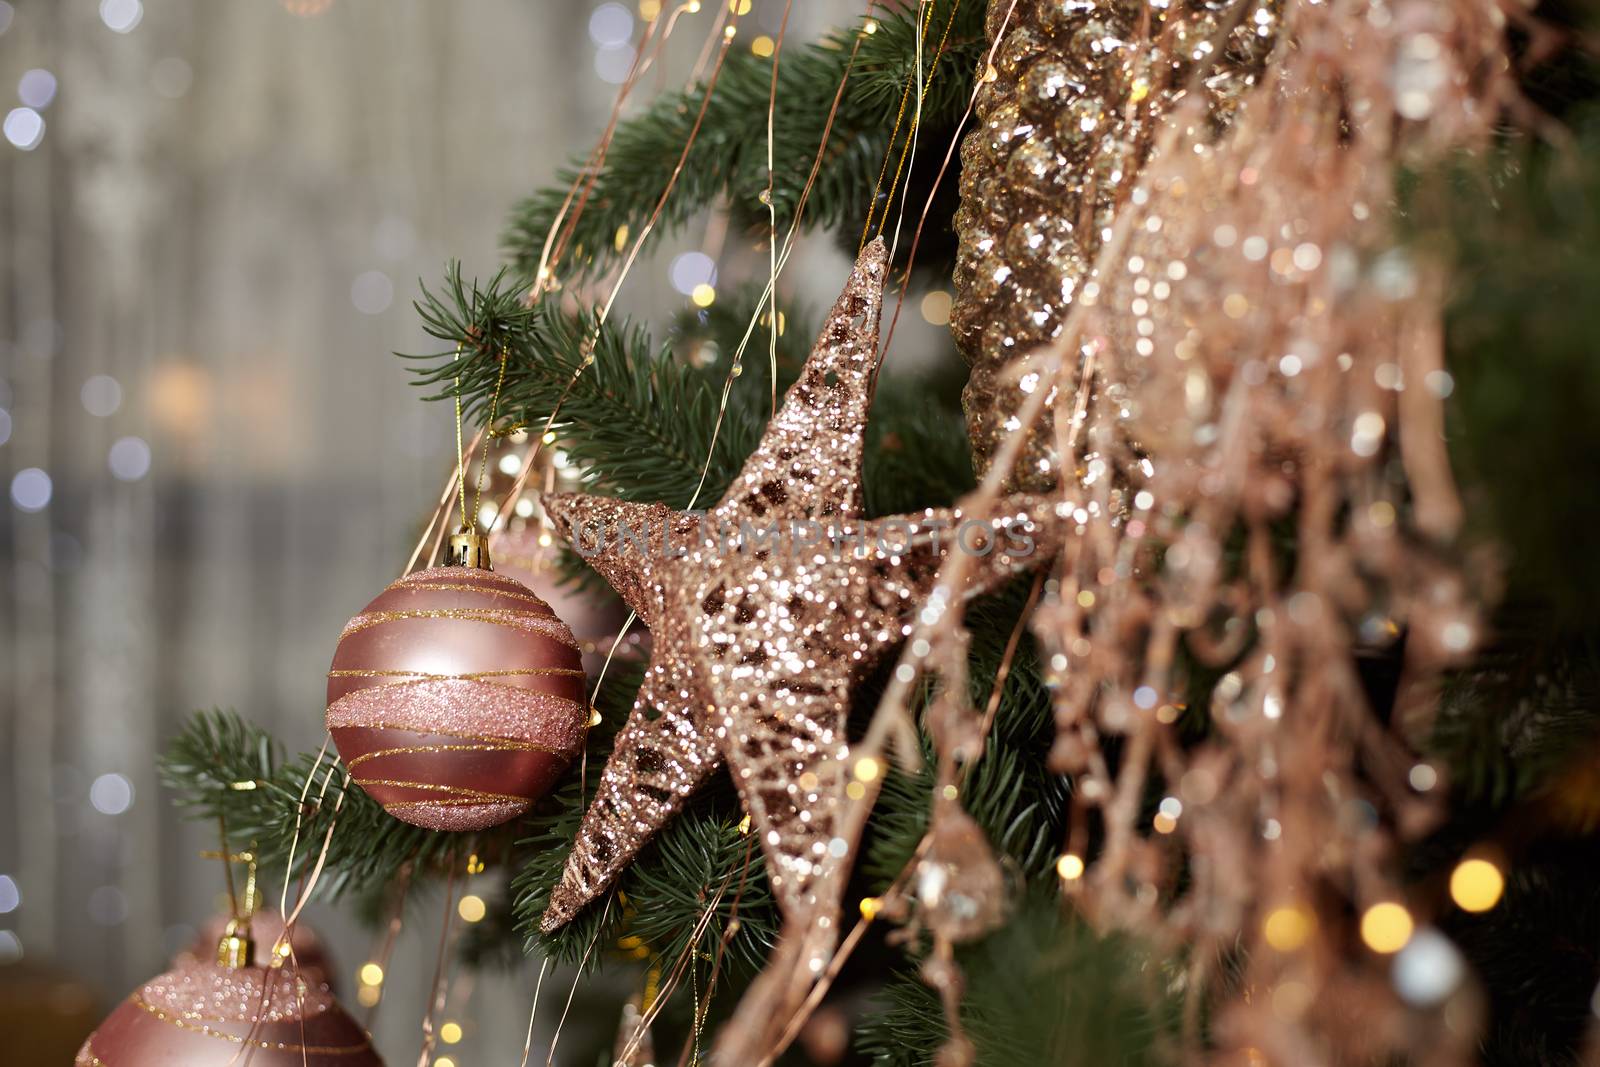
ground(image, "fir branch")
xmin=159 ymin=710 xmax=465 ymax=900
xmin=855 ymin=896 xmax=1178 ymax=1066
xmin=503 ymin=0 xmax=985 ymax=282
xmin=405 ymin=264 xmax=766 ymax=509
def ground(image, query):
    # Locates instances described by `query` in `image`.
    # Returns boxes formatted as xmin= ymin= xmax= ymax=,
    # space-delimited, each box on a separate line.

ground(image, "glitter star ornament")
xmin=536 ymin=241 xmax=1054 ymax=1012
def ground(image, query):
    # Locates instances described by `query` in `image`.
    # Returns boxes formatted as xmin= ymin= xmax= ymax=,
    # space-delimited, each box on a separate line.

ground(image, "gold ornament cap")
xmin=216 ymin=917 xmax=255 ymax=970
xmin=444 ymin=527 xmax=492 ymax=570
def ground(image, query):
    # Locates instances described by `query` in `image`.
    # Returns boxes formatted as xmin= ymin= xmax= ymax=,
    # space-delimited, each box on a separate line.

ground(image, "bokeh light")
xmin=89 ymin=772 xmax=134 ymax=815
xmin=18 ymin=69 xmax=57 ymax=109
xmin=81 ymin=374 xmax=123 ymax=416
xmin=4 ymin=107 xmax=44 ymax=151
xmin=109 ymin=436 xmax=152 ymax=481
xmin=1360 ymin=902 xmax=1414 ymax=954
xmin=1449 ymin=858 xmax=1504 ymax=913
xmin=99 ymin=0 xmax=143 ymax=34
xmin=10 ymin=467 xmax=52 ymax=512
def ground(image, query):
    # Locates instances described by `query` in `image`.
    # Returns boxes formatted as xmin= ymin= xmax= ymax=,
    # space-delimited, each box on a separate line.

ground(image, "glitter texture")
xmin=326 ymin=565 xmax=588 ymax=832
xmin=536 ymin=240 xmax=1060 ymax=1062
xmin=76 ymin=957 xmax=380 ymax=1065
xmin=953 ymin=0 xmax=1280 ymax=488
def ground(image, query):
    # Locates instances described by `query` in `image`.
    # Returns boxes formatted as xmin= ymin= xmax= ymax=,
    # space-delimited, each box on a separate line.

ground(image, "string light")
xmin=1448 ymin=858 xmax=1504 ymax=913
xmin=852 ymin=757 xmax=881 ymax=782
xmin=859 ymin=896 xmax=882 ymax=920
xmin=439 ymin=1021 xmax=463 ymax=1044
xmin=457 ymin=894 xmax=487 ymax=923
xmin=751 ymin=34 xmax=774 ymax=57
xmin=1262 ymin=905 xmax=1314 ymax=952
xmin=1360 ymin=902 xmax=1414 ymax=954
xmin=1055 ymin=854 xmax=1084 ymax=881
xmin=359 ymin=962 xmax=385 ymax=986
xmin=691 ymin=283 xmax=716 ymax=307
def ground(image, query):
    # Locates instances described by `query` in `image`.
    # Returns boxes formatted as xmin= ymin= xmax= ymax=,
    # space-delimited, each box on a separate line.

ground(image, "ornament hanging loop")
xmin=444 ymin=525 xmax=493 ymax=570
xmin=200 ymin=842 xmax=260 ymax=969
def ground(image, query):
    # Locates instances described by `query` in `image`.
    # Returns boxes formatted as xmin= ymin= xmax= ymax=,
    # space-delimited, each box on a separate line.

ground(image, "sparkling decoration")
xmin=75 ymin=956 xmax=381 ymax=1066
xmin=885 ymin=0 xmax=1512 ymax=1062
xmin=178 ymin=910 xmax=335 ymax=987
xmin=952 ymin=0 xmax=1281 ymax=489
xmin=534 ymin=240 xmax=1056 ymax=1060
xmin=326 ymin=563 xmax=589 ymax=832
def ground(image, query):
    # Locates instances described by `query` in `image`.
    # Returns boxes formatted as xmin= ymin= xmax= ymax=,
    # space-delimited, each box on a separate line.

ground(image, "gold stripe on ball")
xmin=351 ymin=778 xmax=533 ymax=805
xmin=328 ymin=667 xmax=584 ymax=681
xmin=392 ymin=580 xmax=559 ymax=609
xmin=333 ymin=719 xmax=580 ymax=746
xmin=345 ymin=740 xmax=565 ymax=771
xmin=130 ymin=993 xmax=375 ymax=1055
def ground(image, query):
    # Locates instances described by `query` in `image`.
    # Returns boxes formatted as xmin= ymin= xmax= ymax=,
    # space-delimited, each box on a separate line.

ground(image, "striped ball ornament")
xmin=326 ymin=565 xmax=588 ymax=832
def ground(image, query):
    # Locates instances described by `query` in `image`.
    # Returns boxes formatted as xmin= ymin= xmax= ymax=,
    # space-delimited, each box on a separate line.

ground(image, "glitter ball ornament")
xmin=952 ymin=0 xmax=1279 ymax=488
xmin=326 ymin=553 xmax=588 ymax=832
xmin=75 ymin=956 xmax=382 ymax=1066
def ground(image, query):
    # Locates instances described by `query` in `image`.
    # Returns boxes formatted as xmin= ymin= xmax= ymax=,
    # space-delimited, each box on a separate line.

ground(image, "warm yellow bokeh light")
xmin=853 ymin=757 xmax=881 ymax=783
xmin=691 ymin=283 xmax=716 ymax=307
xmin=356 ymin=984 xmax=381 ymax=1007
xmin=435 ymin=1058 xmax=455 ymax=1067
xmin=358 ymin=962 xmax=384 ymax=986
xmin=920 ymin=290 xmax=952 ymax=326
xmin=1262 ymin=905 xmax=1314 ymax=952
xmin=1449 ymin=858 xmax=1505 ymax=913
xmin=859 ymin=896 xmax=882 ymax=920
xmin=439 ymin=1021 xmax=463 ymax=1045
xmin=457 ymin=894 xmax=487 ymax=923
xmin=1056 ymin=853 xmax=1085 ymax=881
xmin=1360 ymin=902 xmax=1414 ymax=954
xmin=751 ymin=34 xmax=774 ymax=57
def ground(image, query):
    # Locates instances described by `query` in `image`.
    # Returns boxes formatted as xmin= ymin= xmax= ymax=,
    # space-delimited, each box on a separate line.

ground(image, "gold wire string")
xmin=763 ymin=0 xmax=796 ymax=417
xmin=882 ymin=0 xmax=960 ymax=260
xmin=615 ymin=871 xmax=734 ymax=1065
xmin=361 ymin=862 xmax=414 ymax=1030
xmin=454 ymin=345 xmax=470 ymax=530
xmin=857 ymin=4 xmax=928 ymax=251
xmin=876 ymin=0 xmax=995 ymax=369
xmin=472 ymin=347 xmax=511 ymax=530
xmin=677 ymin=4 xmax=882 ymax=513
xmin=415 ymin=860 xmax=462 ymax=1067
xmin=533 ymin=1 xmax=697 ymax=301
xmin=544 ymin=894 xmax=615 ymax=1067
xmin=516 ymin=956 xmax=553 ymax=1067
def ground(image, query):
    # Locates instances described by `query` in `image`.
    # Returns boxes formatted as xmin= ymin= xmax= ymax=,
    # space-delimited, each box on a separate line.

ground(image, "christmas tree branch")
xmin=503 ymin=0 xmax=984 ymax=283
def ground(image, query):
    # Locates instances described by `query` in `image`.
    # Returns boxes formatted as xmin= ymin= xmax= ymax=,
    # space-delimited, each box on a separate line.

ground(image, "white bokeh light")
xmin=0 ymin=408 xmax=11 ymax=447
xmin=0 ymin=930 xmax=20 ymax=964
xmin=0 ymin=874 xmax=18 ymax=914
xmin=3 ymin=107 xmax=44 ymax=151
xmin=669 ymin=251 xmax=716 ymax=295
xmin=1392 ymin=927 xmax=1465 ymax=1007
xmin=81 ymin=374 xmax=123 ymax=416
xmin=588 ymin=2 xmax=633 ymax=47
xmin=0 ymin=3 xmax=14 ymax=36
xmin=99 ymin=0 xmax=143 ymax=33
xmin=108 ymin=435 xmax=152 ymax=481
xmin=18 ymin=69 xmax=57 ymax=109
xmin=89 ymin=772 xmax=134 ymax=815
xmin=594 ymin=44 xmax=634 ymax=84
xmin=351 ymin=270 xmax=394 ymax=314
xmin=10 ymin=467 xmax=51 ymax=512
